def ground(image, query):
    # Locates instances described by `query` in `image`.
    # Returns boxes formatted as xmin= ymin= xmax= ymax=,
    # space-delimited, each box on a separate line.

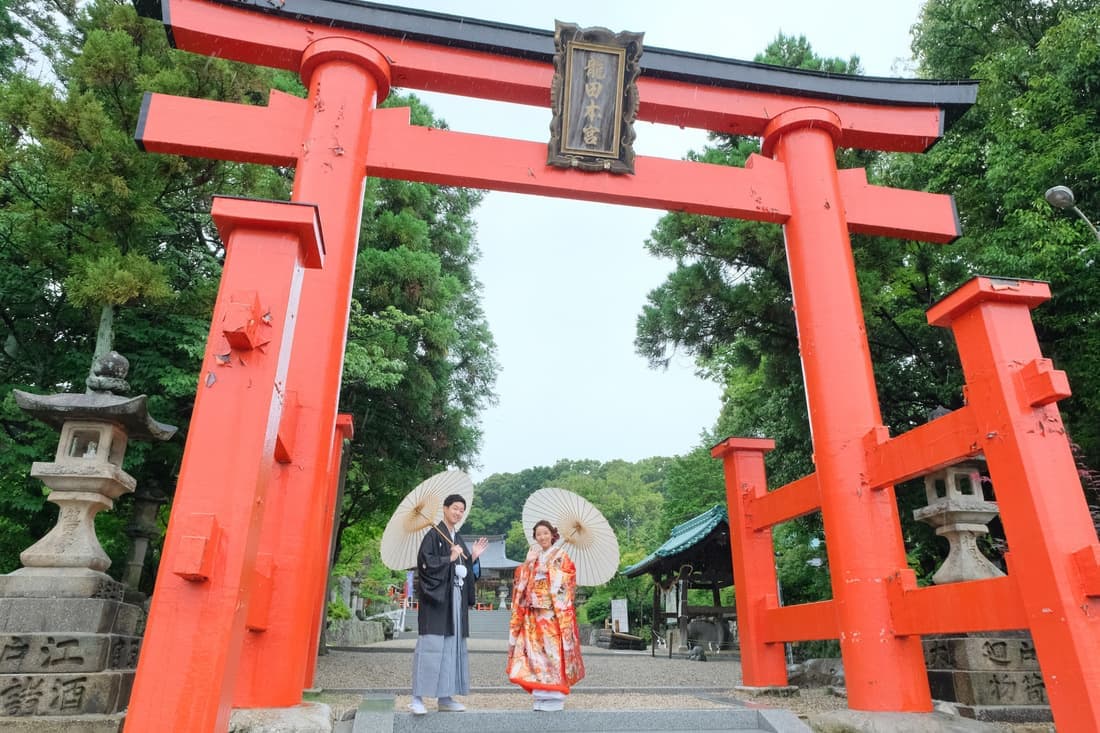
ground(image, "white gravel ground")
xmin=312 ymin=638 xmax=1056 ymax=731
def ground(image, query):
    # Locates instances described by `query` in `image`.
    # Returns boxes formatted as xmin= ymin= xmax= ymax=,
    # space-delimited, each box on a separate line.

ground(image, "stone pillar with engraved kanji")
xmin=917 ymin=459 xmax=1053 ymax=724
xmin=0 ymin=352 xmax=175 ymax=727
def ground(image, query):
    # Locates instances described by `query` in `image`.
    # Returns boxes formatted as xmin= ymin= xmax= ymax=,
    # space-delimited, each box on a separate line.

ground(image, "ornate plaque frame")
xmin=548 ymin=22 xmax=643 ymax=174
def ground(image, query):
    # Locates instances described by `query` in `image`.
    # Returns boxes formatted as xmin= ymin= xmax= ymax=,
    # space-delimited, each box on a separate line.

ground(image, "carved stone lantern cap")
xmin=13 ymin=391 xmax=177 ymax=443
xmin=13 ymin=387 xmax=176 ymax=440
xmin=12 ymin=349 xmax=174 ymax=441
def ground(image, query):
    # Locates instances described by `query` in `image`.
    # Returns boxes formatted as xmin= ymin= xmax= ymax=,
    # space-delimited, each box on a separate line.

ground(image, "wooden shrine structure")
xmin=623 ymin=505 xmax=737 ymax=656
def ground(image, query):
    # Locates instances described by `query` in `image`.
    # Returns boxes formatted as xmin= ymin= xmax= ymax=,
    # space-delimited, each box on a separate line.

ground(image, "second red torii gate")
xmin=120 ymin=0 xmax=1098 ymax=730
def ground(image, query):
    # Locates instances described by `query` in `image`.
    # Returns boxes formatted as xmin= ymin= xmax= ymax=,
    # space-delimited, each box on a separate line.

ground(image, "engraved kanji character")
xmin=925 ymin=640 xmax=951 ymax=667
xmin=109 ymin=639 xmax=125 ymax=669
xmin=0 ymin=637 xmax=29 ymax=663
xmin=1 ymin=677 xmax=45 ymax=715
xmin=585 ymin=81 xmax=603 ymax=99
xmin=583 ymin=99 xmax=602 ymax=125
xmin=987 ymin=673 xmax=1016 ymax=703
xmin=49 ymin=677 xmax=86 ymax=713
xmin=981 ymin=640 xmax=1011 ymax=665
xmin=582 ymin=126 xmax=601 ymax=146
xmin=1023 ymin=673 xmax=1047 ymax=704
xmin=127 ymin=641 xmax=140 ymax=668
xmin=1019 ymin=640 xmax=1037 ymax=662
xmin=584 ymin=55 xmax=607 ymax=80
xmin=40 ymin=637 xmax=84 ymax=667
xmin=0 ymin=680 xmax=24 ymax=715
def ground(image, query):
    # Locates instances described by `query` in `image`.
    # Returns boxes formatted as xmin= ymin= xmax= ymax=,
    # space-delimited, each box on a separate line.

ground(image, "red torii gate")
xmin=122 ymin=0 xmax=1099 ymax=731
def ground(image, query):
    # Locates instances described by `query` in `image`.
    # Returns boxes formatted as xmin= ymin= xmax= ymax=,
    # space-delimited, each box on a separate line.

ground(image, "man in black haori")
xmin=409 ymin=493 xmax=488 ymax=715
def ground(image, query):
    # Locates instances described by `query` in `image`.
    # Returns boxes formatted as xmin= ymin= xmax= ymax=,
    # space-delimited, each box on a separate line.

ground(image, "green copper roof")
xmin=621 ymin=505 xmax=728 ymax=577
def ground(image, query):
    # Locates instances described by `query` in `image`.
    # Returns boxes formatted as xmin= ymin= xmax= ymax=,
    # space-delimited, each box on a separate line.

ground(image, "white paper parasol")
xmin=380 ymin=469 xmax=474 ymax=570
xmin=522 ymin=487 xmax=620 ymax=586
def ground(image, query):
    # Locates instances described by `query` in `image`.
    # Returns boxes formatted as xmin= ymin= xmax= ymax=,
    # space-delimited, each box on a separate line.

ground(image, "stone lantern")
xmin=914 ymin=459 xmax=1003 ymax=584
xmin=916 ymin=459 xmax=1051 ymax=723
xmin=350 ymin=571 xmax=364 ymax=617
xmin=123 ymin=483 xmax=169 ymax=594
xmin=0 ymin=351 xmax=175 ymax=724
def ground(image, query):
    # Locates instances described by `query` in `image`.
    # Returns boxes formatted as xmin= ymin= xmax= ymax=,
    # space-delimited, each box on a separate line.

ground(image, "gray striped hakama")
xmin=411 ymin=583 xmax=470 ymax=698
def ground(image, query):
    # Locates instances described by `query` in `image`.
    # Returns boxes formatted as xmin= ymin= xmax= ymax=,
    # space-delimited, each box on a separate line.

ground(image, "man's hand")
xmin=470 ymin=536 xmax=489 ymax=561
xmin=450 ymin=542 xmax=464 ymax=561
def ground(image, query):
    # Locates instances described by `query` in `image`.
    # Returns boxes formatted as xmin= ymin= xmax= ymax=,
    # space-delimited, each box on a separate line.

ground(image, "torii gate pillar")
xmin=125 ymin=38 xmax=391 ymax=731
xmin=761 ymin=108 xmax=932 ymax=709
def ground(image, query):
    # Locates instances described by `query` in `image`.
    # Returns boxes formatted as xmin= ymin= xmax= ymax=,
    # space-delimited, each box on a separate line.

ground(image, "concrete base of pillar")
xmin=229 ymin=702 xmax=333 ymax=732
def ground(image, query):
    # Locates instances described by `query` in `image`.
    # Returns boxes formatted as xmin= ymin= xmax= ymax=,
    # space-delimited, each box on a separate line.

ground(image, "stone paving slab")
xmin=365 ymin=707 xmax=800 ymax=733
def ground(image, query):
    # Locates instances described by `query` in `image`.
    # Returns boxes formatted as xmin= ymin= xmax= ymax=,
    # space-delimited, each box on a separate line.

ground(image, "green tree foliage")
xmin=637 ymin=3 xmax=1100 ymax=604
xmin=901 ymin=0 xmax=1100 ymax=465
xmin=331 ymin=522 xmax=406 ymax=612
xmin=334 ymin=93 xmax=499 ymax=549
xmin=0 ymin=0 xmax=27 ymax=73
xmin=464 ymin=465 xmax=560 ymax=536
xmin=0 ymin=0 xmax=288 ymax=576
xmin=0 ymin=1 xmax=499 ymax=586
xmin=556 ymin=458 xmax=668 ymax=554
xmin=658 ymin=444 xmax=725 ymax=533
xmin=502 ymin=521 xmax=530 ymax=565
xmin=0 ymin=0 xmax=71 ymax=78
xmin=461 ymin=458 xmax=671 ymax=562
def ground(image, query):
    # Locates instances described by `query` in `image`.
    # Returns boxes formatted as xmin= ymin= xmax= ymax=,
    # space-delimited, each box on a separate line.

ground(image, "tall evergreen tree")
xmin=634 ymin=34 xmax=960 ymax=591
xmin=636 ymin=3 xmax=1100 ymax=591
xmin=900 ymin=0 xmax=1100 ymax=465
xmin=0 ymin=0 xmax=499 ymax=580
xmin=0 ymin=0 xmax=288 ymax=574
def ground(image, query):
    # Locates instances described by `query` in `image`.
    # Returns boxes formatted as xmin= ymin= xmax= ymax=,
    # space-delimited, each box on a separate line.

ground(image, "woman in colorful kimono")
xmin=506 ymin=519 xmax=585 ymax=711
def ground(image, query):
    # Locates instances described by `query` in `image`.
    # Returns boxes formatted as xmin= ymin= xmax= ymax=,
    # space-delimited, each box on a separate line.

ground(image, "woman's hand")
xmin=525 ymin=546 xmax=539 ymax=562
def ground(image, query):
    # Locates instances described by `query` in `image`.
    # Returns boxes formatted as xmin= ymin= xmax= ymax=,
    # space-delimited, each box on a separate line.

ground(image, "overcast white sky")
xmin=387 ymin=1 xmax=926 ymax=480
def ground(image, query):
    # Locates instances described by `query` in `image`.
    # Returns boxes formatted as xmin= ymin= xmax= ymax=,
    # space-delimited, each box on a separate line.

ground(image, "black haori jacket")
xmin=416 ymin=522 xmax=481 ymax=637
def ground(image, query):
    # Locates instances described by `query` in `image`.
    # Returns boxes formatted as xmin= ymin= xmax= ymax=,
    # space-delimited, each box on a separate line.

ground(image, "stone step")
xmin=400 ymin=610 xmax=511 ymax=640
xmin=350 ymin=697 xmax=809 ymax=733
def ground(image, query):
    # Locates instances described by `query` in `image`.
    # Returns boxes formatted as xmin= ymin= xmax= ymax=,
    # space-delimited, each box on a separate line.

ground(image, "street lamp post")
xmin=1045 ymin=185 xmax=1100 ymax=242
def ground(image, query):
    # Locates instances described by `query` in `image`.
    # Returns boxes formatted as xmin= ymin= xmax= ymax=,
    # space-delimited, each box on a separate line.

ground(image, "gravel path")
xmin=316 ymin=637 xmax=744 ymax=693
xmin=312 ymin=638 xmax=1056 ymax=731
